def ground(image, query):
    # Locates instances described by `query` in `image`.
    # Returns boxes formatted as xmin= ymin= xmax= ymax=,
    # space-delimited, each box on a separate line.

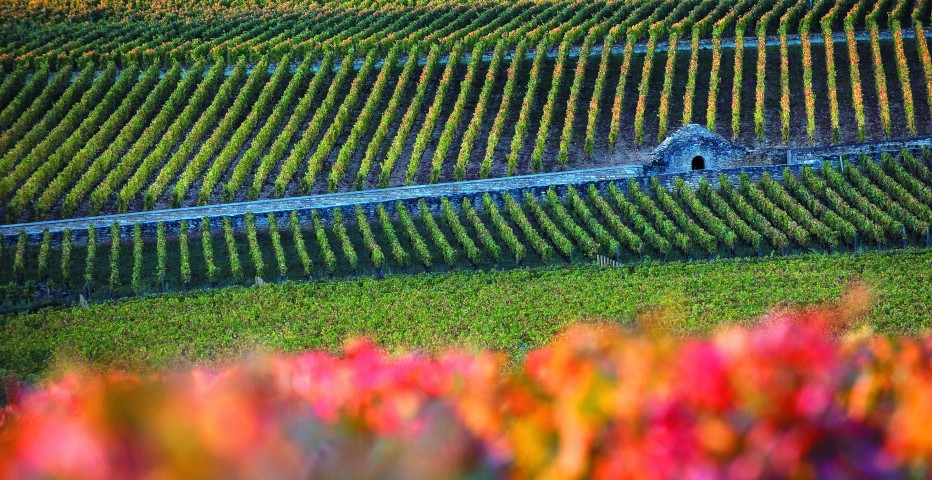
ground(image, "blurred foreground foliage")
xmin=4 ymin=287 xmax=932 ymax=478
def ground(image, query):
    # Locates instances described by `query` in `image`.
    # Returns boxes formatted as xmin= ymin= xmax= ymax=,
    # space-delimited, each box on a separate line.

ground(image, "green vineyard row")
xmin=0 ymin=0 xmax=929 ymax=67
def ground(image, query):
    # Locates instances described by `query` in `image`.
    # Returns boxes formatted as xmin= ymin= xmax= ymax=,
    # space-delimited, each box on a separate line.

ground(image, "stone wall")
xmin=787 ymin=138 xmax=932 ymax=165
xmin=3 ymin=144 xmax=928 ymax=247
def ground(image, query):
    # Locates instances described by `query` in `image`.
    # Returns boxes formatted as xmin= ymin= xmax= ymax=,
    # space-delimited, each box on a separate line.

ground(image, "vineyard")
xmin=5 ymin=2 xmax=932 ymax=472
xmin=2 ymin=149 xmax=930 ymax=307
xmin=0 ymin=0 xmax=929 ymax=222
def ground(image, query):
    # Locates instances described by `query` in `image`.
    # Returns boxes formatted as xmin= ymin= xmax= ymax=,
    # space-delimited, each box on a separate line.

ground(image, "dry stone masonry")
xmin=646 ymin=124 xmax=752 ymax=174
xmin=2 ymin=127 xmax=928 ymax=245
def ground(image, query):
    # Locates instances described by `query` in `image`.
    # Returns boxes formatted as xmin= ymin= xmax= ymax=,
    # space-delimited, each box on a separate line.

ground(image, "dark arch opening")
xmin=691 ymin=156 xmax=705 ymax=170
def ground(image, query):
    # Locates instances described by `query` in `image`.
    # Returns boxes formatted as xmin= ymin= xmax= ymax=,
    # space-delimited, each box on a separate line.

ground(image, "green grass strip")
xmin=2 ymin=248 xmax=931 ymax=380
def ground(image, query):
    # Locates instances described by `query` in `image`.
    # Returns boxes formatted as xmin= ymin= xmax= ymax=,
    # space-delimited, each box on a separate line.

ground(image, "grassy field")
xmin=2 ymin=247 xmax=930 ymax=380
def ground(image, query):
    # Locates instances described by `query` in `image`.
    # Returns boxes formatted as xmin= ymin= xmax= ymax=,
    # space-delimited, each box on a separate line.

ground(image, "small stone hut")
xmin=646 ymin=124 xmax=749 ymax=174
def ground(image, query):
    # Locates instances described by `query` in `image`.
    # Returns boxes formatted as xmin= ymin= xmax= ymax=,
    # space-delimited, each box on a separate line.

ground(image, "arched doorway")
xmin=691 ymin=156 xmax=705 ymax=170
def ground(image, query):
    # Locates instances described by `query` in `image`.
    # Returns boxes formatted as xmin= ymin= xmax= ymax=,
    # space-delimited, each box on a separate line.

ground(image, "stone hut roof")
xmin=651 ymin=124 xmax=743 ymax=156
